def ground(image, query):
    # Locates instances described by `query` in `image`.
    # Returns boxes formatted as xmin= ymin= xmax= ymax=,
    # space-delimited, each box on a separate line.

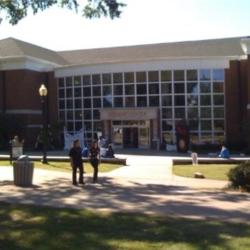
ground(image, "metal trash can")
xmin=13 ymin=155 xmax=34 ymax=187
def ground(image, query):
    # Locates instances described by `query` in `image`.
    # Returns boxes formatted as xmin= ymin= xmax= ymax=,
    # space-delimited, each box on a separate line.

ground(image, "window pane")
xmin=162 ymin=95 xmax=172 ymax=106
xmin=190 ymin=132 xmax=199 ymax=144
xmin=83 ymin=99 xmax=91 ymax=108
xmin=125 ymin=85 xmax=135 ymax=95
xmin=92 ymin=74 xmax=101 ymax=85
xmin=149 ymin=83 xmax=159 ymax=94
xmin=201 ymin=120 xmax=212 ymax=130
xmin=74 ymin=87 xmax=81 ymax=97
xmin=174 ymin=70 xmax=184 ymax=81
xmin=214 ymin=107 xmax=224 ymax=118
xmin=75 ymin=110 xmax=82 ymax=120
xmin=187 ymin=95 xmax=198 ymax=106
xmin=102 ymin=73 xmax=111 ymax=85
xmin=113 ymin=73 xmax=123 ymax=84
xmin=83 ymin=75 xmax=91 ymax=85
xmin=66 ymin=77 xmax=73 ymax=87
xmin=188 ymin=120 xmax=199 ymax=130
xmin=148 ymin=71 xmax=159 ymax=82
xmin=214 ymin=120 xmax=224 ymax=131
xmin=103 ymin=96 xmax=113 ymax=107
xmin=114 ymin=97 xmax=123 ymax=107
xmin=114 ymin=85 xmax=123 ymax=95
xmin=200 ymin=133 xmax=212 ymax=143
xmin=149 ymin=96 xmax=159 ymax=107
xmin=83 ymin=87 xmax=91 ymax=97
xmin=66 ymin=88 xmax=72 ymax=98
xmin=74 ymin=99 xmax=82 ymax=109
xmin=84 ymin=122 xmax=92 ymax=131
xmin=161 ymin=83 xmax=172 ymax=94
xmin=187 ymin=108 xmax=198 ymax=119
xmin=124 ymin=72 xmax=134 ymax=83
xmin=67 ymin=122 xmax=74 ymax=131
xmin=59 ymin=100 xmax=65 ymax=109
xmin=59 ymin=89 xmax=65 ymax=98
xmin=200 ymin=82 xmax=211 ymax=93
xmin=92 ymin=86 xmax=101 ymax=96
xmin=175 ymin=108 xmax=185 ymax=119
xmin=200 ymin=69 xmax=211 ymax=80
xmin=66 ymin=100 xmax=73 ymax=109
xmin=214 ymin=133 xmax=225 ymax=144
xmin=74 ymin=76 xmax=81 ymax=86
xmin=213 ymin=82 xmax=224 ymax=93
xmin=174 ymin=83 xmax=184 ymax=93
xmin=93 ymin=98 xmax=101 ymax=108
xmin=187 ymin=82 xmax=198 ymax=94
xmin=213 ymin=69 xmax=224 ymax=81
xmin=75 ymin=122 xmax=82 ymax=131
xmin=84 ymin=110 xmax=92 ymax=120
xmin=213 ymin=95 xmax=224 ymax=105
xmin=67 ymin=110 xmax=73 ymax=120
xmin=59 ymin=111 xmax=65 ymax=121
xmin=161 ymin=71 xmax=172 ymax=81
xmin=93 ymin=110 xmax=100 ymax=120
xmin=187 ymin=70 xmax=197 ymax=81
xmin=201 ymin=107 xmax=211 ymax=118
xmin=58 ymin=78 xmax=64 ymax=88
xmin=174 ymin=95 xmax=185 ymax=106
xmin=94 ymin=121 xmax=102 ymax=131
xmin=136 ymin=72 xmax=146 ymax=83
xmin=162 ymin=120 xmax=173 ymax=131
xmin=137 ymin=96 xmax=147 ymax=107
xmin=200 ymin=95 xmax=211 ymax=106
xmin=125 ymin=97 xmax=135 ymax=107
xmin=162 ymin=108 xmax=172 ymax=119
xmin=103 ymin=86 xmax=112 ymax=96
xmin=137 ymin=84 xmax=147 ymax=95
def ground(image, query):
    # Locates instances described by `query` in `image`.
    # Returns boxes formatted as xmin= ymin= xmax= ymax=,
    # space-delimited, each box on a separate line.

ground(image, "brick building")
xmin=0 ymin=37 xmax=250 ymax=150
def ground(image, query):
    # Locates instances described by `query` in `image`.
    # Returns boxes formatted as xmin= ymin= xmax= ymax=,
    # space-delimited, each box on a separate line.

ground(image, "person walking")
xmin=69 ymin=139 xmax=84 ymax=186
xmin=89 ymin=141 xmax=100 ymax=183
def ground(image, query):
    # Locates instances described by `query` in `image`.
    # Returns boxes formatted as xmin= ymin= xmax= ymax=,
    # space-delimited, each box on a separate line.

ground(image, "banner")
xmin=64 ymin=128 xmax=85 ymax=150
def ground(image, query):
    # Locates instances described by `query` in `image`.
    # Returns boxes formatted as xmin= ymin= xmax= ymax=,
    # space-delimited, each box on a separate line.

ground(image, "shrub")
xmin=228 ymin=161 xmax=250 ymax=192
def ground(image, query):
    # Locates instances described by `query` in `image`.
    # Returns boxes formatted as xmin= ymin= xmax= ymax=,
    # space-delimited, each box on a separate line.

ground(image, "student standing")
xmin=89 ymin=141 xmax=100 ymax=183
xmin=69 ymin=139 xmax=84 ymax=185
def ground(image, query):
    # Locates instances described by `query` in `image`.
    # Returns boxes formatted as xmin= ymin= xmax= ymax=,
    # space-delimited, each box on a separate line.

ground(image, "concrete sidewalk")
xmin=1 ymin=155 xmax=250 ymax=223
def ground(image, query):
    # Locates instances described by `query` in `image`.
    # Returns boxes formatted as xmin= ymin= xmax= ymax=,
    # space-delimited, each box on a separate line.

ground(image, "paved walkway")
xmin=1 ymin=155 xmax=250 ymax=222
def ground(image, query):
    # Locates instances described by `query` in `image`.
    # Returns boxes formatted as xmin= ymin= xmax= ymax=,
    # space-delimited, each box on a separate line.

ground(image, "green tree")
xmin=0 ymin=0 xmax=126 ymax=25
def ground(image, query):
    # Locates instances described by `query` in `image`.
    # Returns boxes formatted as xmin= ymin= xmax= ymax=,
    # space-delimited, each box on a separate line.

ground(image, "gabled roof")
xmin=0 ymin=37 xmax=67 ymax=65
xmin=0 ymin=36 xmax=248 ymax=68
xmin=58 ymin=37 xmax=246 ymax=66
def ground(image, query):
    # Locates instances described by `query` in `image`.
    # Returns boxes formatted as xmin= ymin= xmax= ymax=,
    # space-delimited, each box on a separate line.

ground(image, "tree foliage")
xmin=0 ymin=0 xmax=126 ymax=25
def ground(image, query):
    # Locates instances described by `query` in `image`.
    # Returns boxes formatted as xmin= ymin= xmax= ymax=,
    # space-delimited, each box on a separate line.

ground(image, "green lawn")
xmin=0 ymin=202 xmax=250 ymax=250
xmin=173 ymin=164 xmax=237 ymax=181
xmin=0 ymin=161 xmax=120 ymax=173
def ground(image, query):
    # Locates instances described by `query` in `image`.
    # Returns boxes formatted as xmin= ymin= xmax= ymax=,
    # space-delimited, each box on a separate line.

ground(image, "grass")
xmin=173 ymin=164 xmax=237 ymax=181
xmin=0 ymin=202 xmax=250 ymax=250
xmin=0 ymin=160 xmax=120 ymax=173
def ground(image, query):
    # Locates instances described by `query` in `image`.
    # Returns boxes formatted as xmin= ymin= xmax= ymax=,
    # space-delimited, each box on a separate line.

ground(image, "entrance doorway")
xmin=123 ymin=128 xmax=138 ymax=148
xmin=112 ymin=120 xmax=150 ymax=149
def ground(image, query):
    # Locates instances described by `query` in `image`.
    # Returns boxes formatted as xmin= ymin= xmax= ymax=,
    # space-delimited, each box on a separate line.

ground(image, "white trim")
xmin=6 ymin=109 xmax=42 ymax=115
xmin=55 ymin=58 xmax=230 ymax=77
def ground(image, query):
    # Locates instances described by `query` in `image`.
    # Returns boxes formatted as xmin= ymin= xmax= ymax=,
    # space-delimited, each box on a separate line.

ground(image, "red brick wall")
xmin=0 ymin=69 xmax=58 ymax=147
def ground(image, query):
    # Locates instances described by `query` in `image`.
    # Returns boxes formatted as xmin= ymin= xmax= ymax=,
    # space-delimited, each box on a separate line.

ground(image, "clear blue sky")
xmin=0 ymin=0 xmax=250 ymax=51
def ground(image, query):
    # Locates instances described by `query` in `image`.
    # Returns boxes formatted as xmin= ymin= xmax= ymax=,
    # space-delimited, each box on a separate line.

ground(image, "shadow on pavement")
xmin=0 ymin=176 xmax=250 ymax=222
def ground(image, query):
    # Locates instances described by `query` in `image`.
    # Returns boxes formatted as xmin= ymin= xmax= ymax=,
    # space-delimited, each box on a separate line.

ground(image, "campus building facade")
xmin=0 ymin=37 xmax=250 ymax=149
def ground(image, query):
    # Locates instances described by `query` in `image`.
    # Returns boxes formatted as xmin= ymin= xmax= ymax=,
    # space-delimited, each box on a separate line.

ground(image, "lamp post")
xmin=39 ymin=84 xmax=48 ymax=164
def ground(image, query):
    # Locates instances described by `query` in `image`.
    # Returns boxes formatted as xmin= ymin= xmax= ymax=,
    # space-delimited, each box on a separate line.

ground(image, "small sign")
xmin=12 ymin=146 xmax=23 ymax=158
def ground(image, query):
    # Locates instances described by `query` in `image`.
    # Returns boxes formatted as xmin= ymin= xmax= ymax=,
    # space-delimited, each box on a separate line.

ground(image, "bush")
xmin=228 ymin=161 xmax=250 ymax=192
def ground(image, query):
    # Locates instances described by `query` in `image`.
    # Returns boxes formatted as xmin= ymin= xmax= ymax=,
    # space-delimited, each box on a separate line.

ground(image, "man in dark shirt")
xmin=69 ymin=139 xmax=84 ymax=185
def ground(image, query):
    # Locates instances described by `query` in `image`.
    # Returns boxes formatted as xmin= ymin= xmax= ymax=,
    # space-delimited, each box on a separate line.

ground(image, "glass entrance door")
xmin=123 ymin=128 xmax=139 ymax=148
xmin=139 ymin=127 xmax=150 ymax=149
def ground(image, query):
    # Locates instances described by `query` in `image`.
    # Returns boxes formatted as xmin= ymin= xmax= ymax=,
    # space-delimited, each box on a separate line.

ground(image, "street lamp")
xmin=39 ymin=84 xmax=48 ymax=164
